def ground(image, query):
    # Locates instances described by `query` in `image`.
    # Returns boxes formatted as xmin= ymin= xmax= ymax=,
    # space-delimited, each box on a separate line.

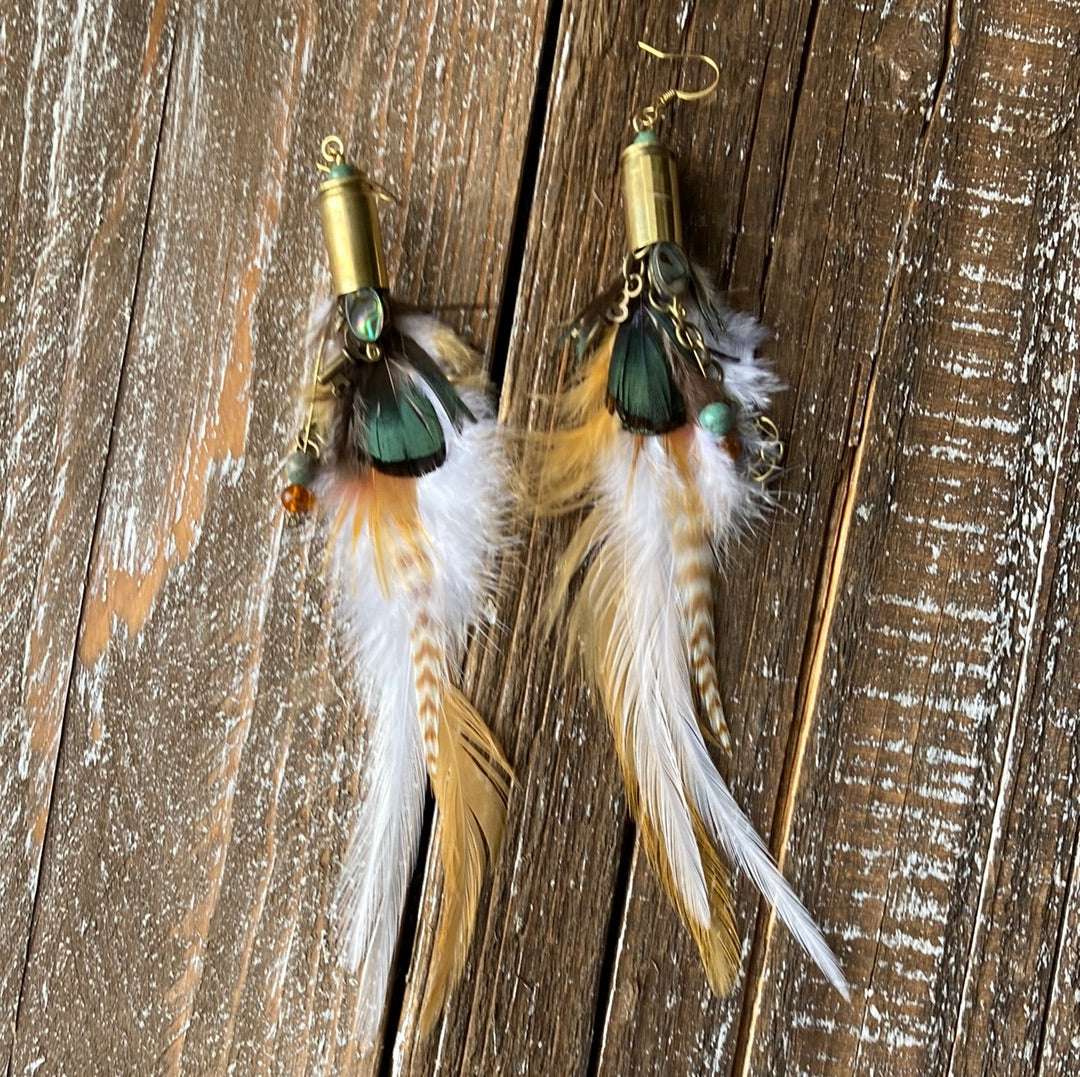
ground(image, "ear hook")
xmin=632 ymin=41 xmax=721 ymax=132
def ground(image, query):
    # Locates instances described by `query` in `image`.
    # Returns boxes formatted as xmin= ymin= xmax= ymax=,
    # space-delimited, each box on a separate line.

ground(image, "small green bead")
xmin=284 ymin=450 xmax=317 ymax=486
xmin=699 ymin=401 xmax=734 ymax=436
xmin=327 ymin=162 xmax=356 ymax=179
xmin=634 ymin=130 xmax=660 ymax=144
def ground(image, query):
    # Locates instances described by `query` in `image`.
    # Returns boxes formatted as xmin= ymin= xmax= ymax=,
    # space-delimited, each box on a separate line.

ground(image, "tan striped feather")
xmin=421 ymin=684 xmax=512 ymax=1033
xmin=667 ymin=429 xmax=732 ymax=752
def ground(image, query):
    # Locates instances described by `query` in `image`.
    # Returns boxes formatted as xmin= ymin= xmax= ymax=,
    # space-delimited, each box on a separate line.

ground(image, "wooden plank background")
xmin=2 ymin=0 xmax=1077 ymax=1073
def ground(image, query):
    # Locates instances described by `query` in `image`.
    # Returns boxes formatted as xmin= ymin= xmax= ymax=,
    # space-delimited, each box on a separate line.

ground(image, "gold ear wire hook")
xmin=632 ymin=41 xmax=721 ymax=132
xmin=637 ymin=41 xmax=721 ymax=102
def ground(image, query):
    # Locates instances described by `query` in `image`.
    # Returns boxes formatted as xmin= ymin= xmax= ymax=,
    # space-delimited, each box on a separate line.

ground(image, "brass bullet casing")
xmin=318 ymin=164 xmax=389 ymax=295
xmin=620 ymin=133 xmax=683 ymax=252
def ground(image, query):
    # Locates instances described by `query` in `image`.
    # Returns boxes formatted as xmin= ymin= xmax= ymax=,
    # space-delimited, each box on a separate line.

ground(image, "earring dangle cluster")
xmin=283 ymin=136 xmax=513 ymax=1045
xmin=538 ymin=45 xmax=848 ymax=998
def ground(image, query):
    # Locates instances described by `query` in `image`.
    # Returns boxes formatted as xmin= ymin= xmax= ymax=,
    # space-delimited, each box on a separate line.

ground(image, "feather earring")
xmin=538 ymin=45 xmax=848 ymax=999
xmin=282 ymin=136 xmax=513 ymax=1045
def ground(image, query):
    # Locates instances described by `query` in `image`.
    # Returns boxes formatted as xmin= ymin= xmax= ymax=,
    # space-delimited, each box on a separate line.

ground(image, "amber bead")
xmin=724 ymin=434 xmax=742 ymax=460
xmin=281 ymin=483 xmax=316 ymax=514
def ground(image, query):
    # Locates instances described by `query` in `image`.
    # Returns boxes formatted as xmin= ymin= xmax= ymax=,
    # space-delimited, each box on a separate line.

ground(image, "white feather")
xmin=680 ymin=727 xmax=850 ymax=998
xmin=591 ymin=433 xmax=712 ymax=928
xmin=690 ymin=285 xmax=781 ymax=415
xmin=323 ymin=492 xmax=426 ymax=1045
xmin=334 ymin=655 xmax=425 ymax=1044
xmin=589 ymin=424 xmax=848 ymax=998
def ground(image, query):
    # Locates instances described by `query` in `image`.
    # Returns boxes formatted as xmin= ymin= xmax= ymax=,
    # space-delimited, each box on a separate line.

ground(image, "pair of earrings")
xmin=280 ymin=44 xmax=848 ymax=1048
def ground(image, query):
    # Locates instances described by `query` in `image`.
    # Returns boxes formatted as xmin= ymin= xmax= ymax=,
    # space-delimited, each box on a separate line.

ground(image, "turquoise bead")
xmin=344 ymin=288 xmax=385 ymax=342
xmin=699 ymin=401 xmax=734 ymax=436
xmin=284 ymin=449 xmax=317 ymax=486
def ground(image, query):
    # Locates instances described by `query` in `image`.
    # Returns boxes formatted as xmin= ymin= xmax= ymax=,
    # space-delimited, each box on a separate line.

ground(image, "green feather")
xmin=608 ymin=304 xmax=686 ymax=434
xmin=364 ymin=380 xmax=446 ymax=475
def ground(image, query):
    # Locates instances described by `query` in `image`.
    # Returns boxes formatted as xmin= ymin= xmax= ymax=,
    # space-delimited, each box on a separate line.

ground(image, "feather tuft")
xmin=541 ymin=267 xmax=847 ymax=1000
xmin=309 ymin=306 xmax=513 ymax=1048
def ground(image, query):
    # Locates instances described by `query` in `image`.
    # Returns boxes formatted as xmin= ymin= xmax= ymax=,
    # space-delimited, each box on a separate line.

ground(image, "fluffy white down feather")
xmin=321 ymin=326 xmax=511 ymax=1045
xmin=705 ymin=304 xmax=773 ymax=390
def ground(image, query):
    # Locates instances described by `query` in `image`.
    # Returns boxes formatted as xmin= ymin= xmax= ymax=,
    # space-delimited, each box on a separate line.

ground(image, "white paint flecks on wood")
xmin=1 ymin=0 xmax=1077 ymax=1074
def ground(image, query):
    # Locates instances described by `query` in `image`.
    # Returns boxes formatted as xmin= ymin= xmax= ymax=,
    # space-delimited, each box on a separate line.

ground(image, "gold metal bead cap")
xmin=317 ymin=169 xmax=389 ymax=295
xmin=620 ymin=136 xmax=682 ymax=252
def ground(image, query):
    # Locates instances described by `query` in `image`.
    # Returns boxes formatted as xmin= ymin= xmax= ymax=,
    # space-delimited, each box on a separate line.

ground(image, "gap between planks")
xmin=376 ymin=0 xmax=567 ymax=1063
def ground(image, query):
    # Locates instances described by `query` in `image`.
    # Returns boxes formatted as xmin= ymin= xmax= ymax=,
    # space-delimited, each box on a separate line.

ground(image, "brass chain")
xmin=607 ymin=253 xmax=645 ymax=323
xmin=750 ymin=416 xmax=784 ymax=482
xmin=645 ymin=282 xmax=709 ymax=377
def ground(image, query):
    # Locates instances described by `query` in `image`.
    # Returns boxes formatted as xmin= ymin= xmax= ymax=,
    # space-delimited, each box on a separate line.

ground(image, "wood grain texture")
xmin=1 ymin=0 xmax=1078 ymax=1074
xmin=0 ymin=1 xmax=176 ymax=1068
xmin=3 ymin=1 xmax=548 ymax=1072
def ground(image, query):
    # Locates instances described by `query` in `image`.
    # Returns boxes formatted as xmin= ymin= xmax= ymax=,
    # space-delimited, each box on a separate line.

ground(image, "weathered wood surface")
xmin=1 ymin=0 xmax=1077 ymax=1074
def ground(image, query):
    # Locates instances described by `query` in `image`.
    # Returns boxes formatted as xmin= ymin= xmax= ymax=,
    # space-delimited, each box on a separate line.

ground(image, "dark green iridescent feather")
xmin=608 ymin=304 xmax=686 ymax=434
xmin=362 ymin=375 xmax=446 ymax=476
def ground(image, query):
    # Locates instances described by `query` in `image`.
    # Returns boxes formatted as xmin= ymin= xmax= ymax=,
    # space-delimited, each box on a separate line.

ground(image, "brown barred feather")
xmin=667 ymin=429 xmax=732 ymax=750
xmin=409 ymin=607 xmax=442 ymax=773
